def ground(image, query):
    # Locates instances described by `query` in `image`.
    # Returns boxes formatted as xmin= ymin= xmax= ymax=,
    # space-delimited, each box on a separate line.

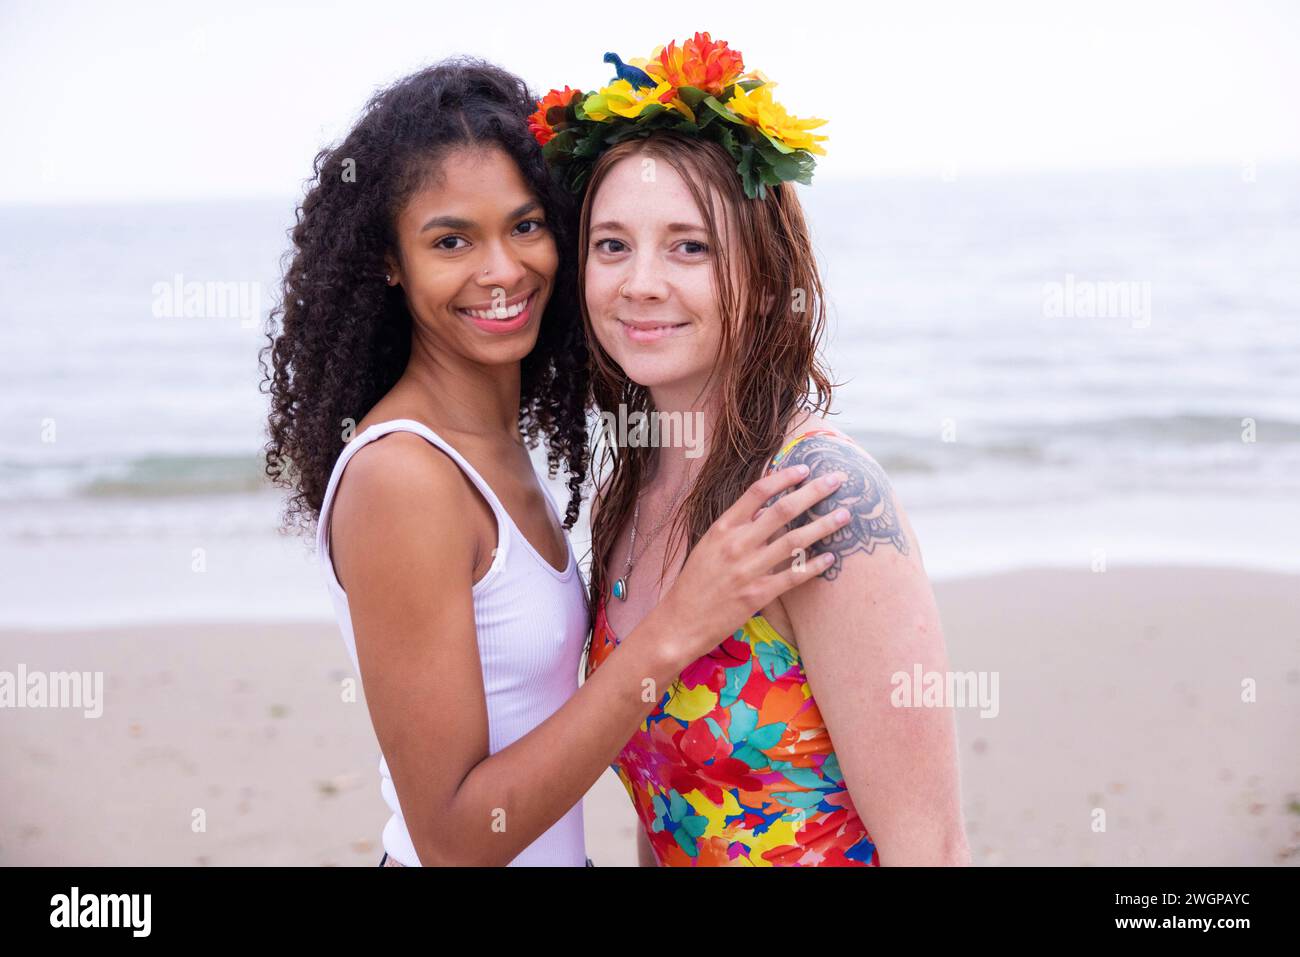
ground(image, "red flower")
xmin=528 ymin=86 xmax=581 ymax=146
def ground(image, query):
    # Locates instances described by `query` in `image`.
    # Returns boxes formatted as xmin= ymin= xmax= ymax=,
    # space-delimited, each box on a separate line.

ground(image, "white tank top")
xmin=315 ymin=418 xmax=589 ymax=866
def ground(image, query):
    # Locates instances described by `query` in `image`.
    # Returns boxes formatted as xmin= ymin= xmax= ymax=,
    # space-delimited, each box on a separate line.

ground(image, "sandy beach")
xmin=1 ymin=565 xmax=1296 ymax=867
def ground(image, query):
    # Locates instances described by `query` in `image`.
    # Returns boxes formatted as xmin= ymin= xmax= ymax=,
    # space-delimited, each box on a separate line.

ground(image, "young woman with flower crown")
xmin=263 ymin=57 xmax=845 ymax=867
xmin=533 ymin=33 xmax=971 ymax=866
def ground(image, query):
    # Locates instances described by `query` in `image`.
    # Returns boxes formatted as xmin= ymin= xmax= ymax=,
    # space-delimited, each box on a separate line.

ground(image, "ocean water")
xmin=2 ymin=166 xmax=1297 ymax=626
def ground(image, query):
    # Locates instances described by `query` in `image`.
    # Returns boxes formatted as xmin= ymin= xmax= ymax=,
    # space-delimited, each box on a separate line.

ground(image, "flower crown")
xmin=528 ymin=33 xmax=828 ymax=201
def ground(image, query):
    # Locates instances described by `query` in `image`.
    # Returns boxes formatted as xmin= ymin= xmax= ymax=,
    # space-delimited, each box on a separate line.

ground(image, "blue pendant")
xmin=612 ymin=578 xmax=627 ymax=601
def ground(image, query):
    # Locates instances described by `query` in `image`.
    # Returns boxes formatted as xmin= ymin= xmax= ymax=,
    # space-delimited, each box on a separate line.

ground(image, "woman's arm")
xmin=331 ymin=433 xmax=845 ymax=866
xmin=772 ymin=433 xmax=972 ymax=866
xmin=331 ymin=433 xmax=687 ymax=866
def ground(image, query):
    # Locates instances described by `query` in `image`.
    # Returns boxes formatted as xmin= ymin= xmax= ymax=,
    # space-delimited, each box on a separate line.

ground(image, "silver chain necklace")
xmin=611 ymin=476 xmax=690 ymax=602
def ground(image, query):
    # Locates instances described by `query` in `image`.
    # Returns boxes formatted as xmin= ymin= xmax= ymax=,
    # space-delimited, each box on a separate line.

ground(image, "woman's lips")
xmin=618 ymin=318 xmax=690 ymax=343
xmin=457 ymin=291 xmax=536 ymax=334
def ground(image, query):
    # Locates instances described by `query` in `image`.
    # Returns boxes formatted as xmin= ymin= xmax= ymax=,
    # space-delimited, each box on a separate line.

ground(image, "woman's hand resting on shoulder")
xmin=643 ymin=464 xmax=850 ymax=667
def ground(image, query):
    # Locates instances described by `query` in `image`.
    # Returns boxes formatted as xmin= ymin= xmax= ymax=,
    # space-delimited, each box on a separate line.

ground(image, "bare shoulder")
xmin=770 ymin=419 xmax=921 ymax=579
xmin=334 ymin=431 xmax=469 ymax=519
xmin=330 ymin=432 xmax=478 ymax=584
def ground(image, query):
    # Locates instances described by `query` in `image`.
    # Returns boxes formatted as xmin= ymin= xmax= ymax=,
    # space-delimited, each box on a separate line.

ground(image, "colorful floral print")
xmin=586 ymin=431 xmax=879 ymax=867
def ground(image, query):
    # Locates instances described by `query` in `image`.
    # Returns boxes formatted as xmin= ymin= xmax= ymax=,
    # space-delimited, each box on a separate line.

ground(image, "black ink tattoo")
xmin=772 ymin=435 xmax=908 ymax=580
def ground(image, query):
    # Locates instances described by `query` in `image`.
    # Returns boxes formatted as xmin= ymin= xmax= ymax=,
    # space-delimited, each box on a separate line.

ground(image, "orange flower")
xmin=528 ymin=86 xmax=581 ymax=146
xmin=643 ymin=32 xmax=747 ymax=96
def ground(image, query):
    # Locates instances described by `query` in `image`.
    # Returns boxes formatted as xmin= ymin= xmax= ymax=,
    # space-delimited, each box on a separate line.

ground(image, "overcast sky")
xmin=2 ymin=0 xmax=1297 ymax=202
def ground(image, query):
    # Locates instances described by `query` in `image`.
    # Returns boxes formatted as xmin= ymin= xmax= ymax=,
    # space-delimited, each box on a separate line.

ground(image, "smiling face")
xmin=386 ymin=146 xmax=557 ymax=366
xmin=583 ymin=150 xmax=737 ymax=403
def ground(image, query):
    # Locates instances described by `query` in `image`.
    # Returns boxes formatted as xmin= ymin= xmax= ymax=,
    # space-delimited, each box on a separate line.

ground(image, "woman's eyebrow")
xmin=590 ymin=220 xmax=706 ymax=233
xmin=419 ymin=200 xmax=541 ymax=234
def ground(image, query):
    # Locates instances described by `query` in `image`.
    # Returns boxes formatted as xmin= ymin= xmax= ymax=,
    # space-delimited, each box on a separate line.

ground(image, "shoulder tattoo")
xmin=774 ymin=435 xmax=909 ymax=580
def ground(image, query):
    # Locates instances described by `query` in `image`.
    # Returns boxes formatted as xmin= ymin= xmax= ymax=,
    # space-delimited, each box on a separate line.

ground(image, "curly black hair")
xmin=260 ymin=57 xmax=590 ymax=533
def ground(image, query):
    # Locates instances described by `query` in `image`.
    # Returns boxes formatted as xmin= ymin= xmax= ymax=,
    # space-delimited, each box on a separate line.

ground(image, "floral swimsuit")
xmin=585 ymin=431 xmax=880 ymax=866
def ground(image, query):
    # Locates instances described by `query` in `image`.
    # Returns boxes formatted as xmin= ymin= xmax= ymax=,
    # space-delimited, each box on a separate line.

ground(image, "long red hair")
xmin=579 ymin=131 xmax=836 ymax=612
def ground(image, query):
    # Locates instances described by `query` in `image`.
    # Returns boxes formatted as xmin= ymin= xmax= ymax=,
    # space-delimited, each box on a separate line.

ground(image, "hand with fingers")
xmin=647 ymin=464 xmax=849 ymax=666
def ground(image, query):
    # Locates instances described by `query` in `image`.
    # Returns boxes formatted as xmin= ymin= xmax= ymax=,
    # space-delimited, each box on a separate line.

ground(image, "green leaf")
xmin=675 ymin=86 xmax=709 ymax=109
xmin=737 ymin=143 xmax=761 ymax=200
xmin=758 ymin=129 xmax=796 ymax=155
xmin=714 ymin=125 xmax=738 ymax=155
xmin=573 ymin=128 xmax=609 ymax=159
xmin=704 ymin=95 xmax=746 ymax=125
xmin=769 ymin=151 xmax=804 ymax=179
xmin=635 ymin=102 xmax=668 ymax=123
xmin=753 ymin=139 xmax=816 ymax=187
xmin=693 ymin=107 xmax=718 ymax=131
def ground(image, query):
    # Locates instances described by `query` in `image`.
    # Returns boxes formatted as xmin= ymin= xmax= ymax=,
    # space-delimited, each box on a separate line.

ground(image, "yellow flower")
xmin=582 ymin=79 xmax=693 ymax=122
xmin=725 ymin=84 xmax=828 ymax=156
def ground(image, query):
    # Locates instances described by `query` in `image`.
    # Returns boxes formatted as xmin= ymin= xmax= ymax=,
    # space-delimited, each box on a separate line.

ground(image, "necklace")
xmin=611 ymin=475 xmax=690 ymax=602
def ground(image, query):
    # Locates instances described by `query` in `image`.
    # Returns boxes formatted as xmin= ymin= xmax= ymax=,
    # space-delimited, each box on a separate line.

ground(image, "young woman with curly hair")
xmin=261 ymin=59 xmax=848 ymax=867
